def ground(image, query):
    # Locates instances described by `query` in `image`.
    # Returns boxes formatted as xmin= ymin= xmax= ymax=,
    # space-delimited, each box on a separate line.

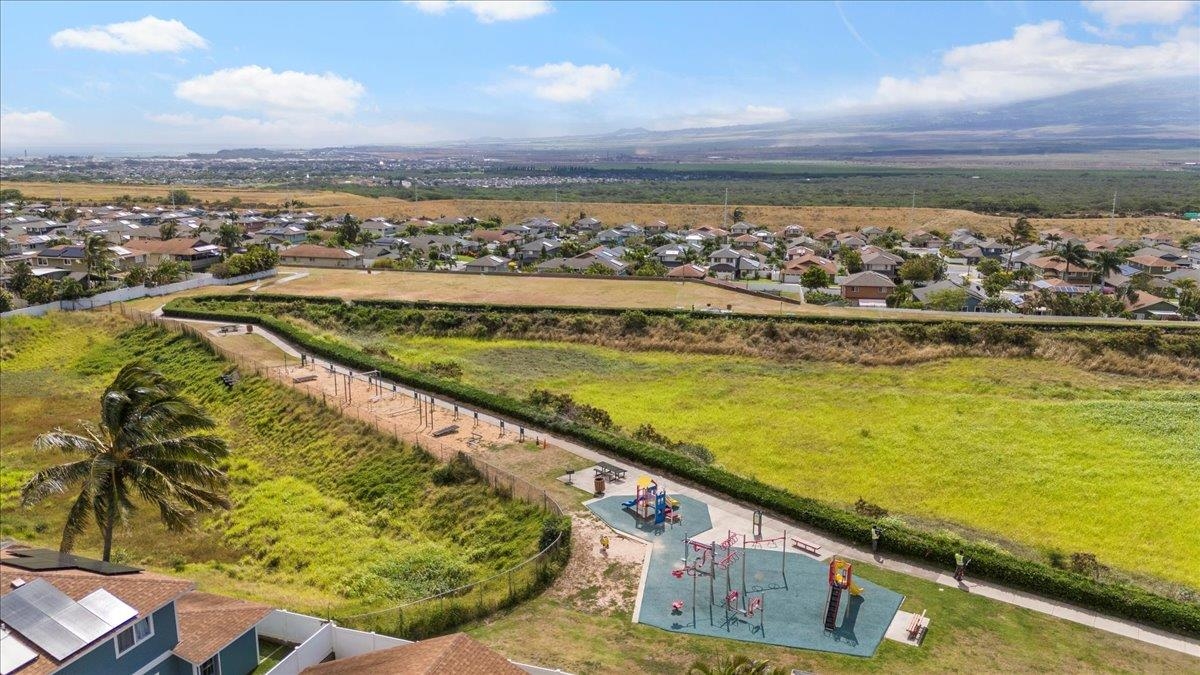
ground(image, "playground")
xmin=586 ymin=480 xmax=905 ymax=658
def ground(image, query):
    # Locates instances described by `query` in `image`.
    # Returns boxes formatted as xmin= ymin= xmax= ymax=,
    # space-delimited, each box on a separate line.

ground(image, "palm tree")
xmin=688 ymin=655 xmax=787 ymax=675
xmin=1057 ymin=241 xmax=1088 ymax=284
xmin=1092 ymin=250 xmax=1124 ymax=285
xmin=82 ymin=234 xmax=114 ymax=288
xmin=217 ymin=222 xmax=243 ymax=258
xmin=20 ymin=363 xmax=230 ymax=561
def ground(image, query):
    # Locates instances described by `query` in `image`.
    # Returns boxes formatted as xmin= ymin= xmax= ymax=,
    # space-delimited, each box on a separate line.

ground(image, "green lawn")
xmin=362 ymin=334 xmax=1200 ymax=588
xmin=0 ymin=314 xmax=545 ymax=617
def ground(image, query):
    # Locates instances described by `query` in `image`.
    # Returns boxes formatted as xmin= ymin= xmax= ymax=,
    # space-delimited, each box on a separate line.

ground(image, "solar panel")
xmin=0 ymin=581 xmax=86 ymax=660
xmin=78 ymin=589 xmax=137 ymax=627
xmin=0 ymin=578 xmax=137 ymax=662
xmin=0 ymin=629 xmax=38 ymax=675
xmin=2 ymin=548 xmax=140 ymax=575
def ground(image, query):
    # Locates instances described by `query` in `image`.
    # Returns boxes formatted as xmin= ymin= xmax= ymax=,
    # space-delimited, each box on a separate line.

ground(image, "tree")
xmin=584 ymin=261 xmax=615 ymax=275
xmin=124 ymin=265 xmax=149 ymax=288
xmin=82 ymin=234 xmax=114 ymax=287
xmin=0 ymin=287 xmax=12 ymax=312
xmin=1056 ymin=241 xmax=1087 ymax=283
xmin=22 ymin=277 xmax=58 ymax=304
xmin=167 ymin=189 xmax=190 ymax=205
xmin=981 ymin=296 xmax=1018 ymax=313
xmin=886 ymin=283 xmax=917 ymax=308
xmin=838 ymin=248 xmax=863 ymax=274
xmin=9 ymin=260 xmax=34 ymax=295
xmin=689 ymin=655 xmax=788 ymax=675
xmin=57 ymin=278 xmax=85 ymax=301
xmin=924 ymin=287 xmax=968 ymax=311
xmin=898 ymin=255 xmax=945 ymax=283
xmin=217 ymin=222 xmax=243 ymax=257
xmin=731 ymin=207 xmax=746 ymax=223
xmin=1092 ymin=251 xmax=1124 ymax=284
xmin=800 ymin=266 xmax=832 ymax=289
xmin=20 ymin=363 xmax=230 ymax=561
xmin=976 ymin=258 xmax=1002 ymax=277
xmin=335 ymin=216 xmax=362 ymax=246
xmin=159 ymin=221 xmax=178 ymax=240
xmin=982 ymin=271 xmax=1013 ymax=297
xmin=150 ymin=260 xmax=187 ymax=286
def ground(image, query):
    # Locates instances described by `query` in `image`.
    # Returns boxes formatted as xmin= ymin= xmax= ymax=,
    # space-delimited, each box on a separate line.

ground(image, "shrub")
xmin=619 ymin=309 xmax=650 ymax=334
xmin=431 ymin=453 xmax=480 ymax=485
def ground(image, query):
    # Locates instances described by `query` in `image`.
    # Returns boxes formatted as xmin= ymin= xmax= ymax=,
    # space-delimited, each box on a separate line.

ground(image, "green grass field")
xmin=0 ymin=313 xmax=545 ymax=616
xmin=351 ymin=333 xmax=1200 ymax=589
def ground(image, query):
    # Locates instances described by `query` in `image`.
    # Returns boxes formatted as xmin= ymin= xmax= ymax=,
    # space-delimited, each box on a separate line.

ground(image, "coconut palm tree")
xmin=688 ymin=655 xmax=787 ymax=675
xmin=1056 ymin=241 xmax=1088 ymax=284
xmin=82 ymin=234 xmax=114 ymax=288
xmin=216 ymin=222 xmax=243 ymax=258
xmin=20 ymin=363 xmax=230 ymax=561
xmin=1092 ymin=250 xmax=1125 ymax=285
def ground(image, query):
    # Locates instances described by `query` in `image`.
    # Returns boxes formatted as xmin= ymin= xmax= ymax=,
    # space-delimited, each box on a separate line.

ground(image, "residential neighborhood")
xmin=4 ymin=201 xmax=1197 ymax=320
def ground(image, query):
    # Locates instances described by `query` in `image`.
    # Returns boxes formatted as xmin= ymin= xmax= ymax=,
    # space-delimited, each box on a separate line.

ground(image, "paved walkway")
xmin=155 ymin=310 xmax=1199 ymax=659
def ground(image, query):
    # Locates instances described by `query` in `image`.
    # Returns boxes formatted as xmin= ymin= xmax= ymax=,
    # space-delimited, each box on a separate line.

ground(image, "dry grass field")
xmin=260 ymin=268 xmax=793 ymax=312
xmin=7 ymin=181 xmax=1194 ymax=239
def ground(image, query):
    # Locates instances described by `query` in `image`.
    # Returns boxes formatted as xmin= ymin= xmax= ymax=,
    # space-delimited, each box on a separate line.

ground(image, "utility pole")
xmin=723 ymin=188 xmax=729 ymax=228
xmin=1110 ymin=191 xmax=1117 ymax=237
xmin=909 ymin=189 xmax=916 ymax=229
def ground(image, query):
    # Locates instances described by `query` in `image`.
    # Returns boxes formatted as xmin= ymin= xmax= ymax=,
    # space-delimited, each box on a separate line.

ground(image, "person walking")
xmin=954 ymin=551 xmax=967 ymax=581
xmin=870 ymin=525 xmax=881 ymax=555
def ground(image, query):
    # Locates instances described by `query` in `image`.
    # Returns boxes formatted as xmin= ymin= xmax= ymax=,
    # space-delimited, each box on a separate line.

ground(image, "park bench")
xmin=431 ymin=424 xmax=459 ymax=438
xmin=907 ymin=610 xmax=927 ymax=643
xmin=594 ymin=461 xmax=627 ymax=482
xmin=218 ymin=370 xmax=240 ymax=390
xmin=292 ymin=374 xmax=318 ymax=384
xmin=790 ymin=537 xmax=822 ymax=556
xmin=218 ymin=324 xmax=239 ymax=334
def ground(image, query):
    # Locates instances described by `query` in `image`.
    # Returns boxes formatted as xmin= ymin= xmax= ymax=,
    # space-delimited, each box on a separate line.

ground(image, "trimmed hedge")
xmin=163 ymin=297 xmax=1200 ymax=637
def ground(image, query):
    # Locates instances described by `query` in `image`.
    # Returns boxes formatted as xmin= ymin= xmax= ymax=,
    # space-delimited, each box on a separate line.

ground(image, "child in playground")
xmin=600 ymin=534 xmax=610 ymax=556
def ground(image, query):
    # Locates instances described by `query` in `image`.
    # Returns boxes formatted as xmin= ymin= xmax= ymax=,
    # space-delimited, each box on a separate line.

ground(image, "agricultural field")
xmin=7 ymin=180 xmax=1195 ymax=239
xmin=334 ymin=332 xmax=1200 ymax=589
xmin=0 ymin=312 xmax=546 ymax=617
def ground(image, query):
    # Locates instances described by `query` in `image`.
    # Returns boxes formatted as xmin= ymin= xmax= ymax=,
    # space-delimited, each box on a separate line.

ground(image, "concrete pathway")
xmin=155 ymin=311 xmax=1200 ymax=659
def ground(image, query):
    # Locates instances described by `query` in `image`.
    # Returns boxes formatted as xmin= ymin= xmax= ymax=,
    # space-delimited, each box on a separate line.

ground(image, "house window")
xmin=197 ymin=655 xmax=221 ymax=675
xmin=114 ymin=616 xmax=154 ymax=656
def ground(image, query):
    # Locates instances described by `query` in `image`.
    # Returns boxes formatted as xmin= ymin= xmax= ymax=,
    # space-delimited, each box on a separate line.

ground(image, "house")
xmin=860 ymin=226 xmax=886 ymax=240
xmin=957 ymin=246 xmax=985 ymax=265
xmin=978 ymin=240 xmax=1009 ymax=259
xmin=782 ymin=224 xmax=804 ymax=238
xmin=301 ymin=633 xmax=523 ymax=675
xmin=731 ymin=233 xmax=761 ymax=250
xmin=859 ymin=247 xmax=903 ymax=278
xmin=536 ymin=255 xmax=628 ymax=275
xmin=278 ymin=243 xmax=363 ymax=269
xmin=360 ymin=218 xmax=398 ymax=238
xmin=1125 ymin=254 xmax=1180 ymax=277
xmin=1027 ymin=255 xmax=1094 ymax=284
xmin=470 ymin=229 xmax=519 ymax=246
xmin=464 ymin=255 xmax=511 ymax=273
xmin=911 ymin=279 xmax=986 ymax=311
xmin=707 ymin=247 xmax=763 ymax=280
xmin=781 ymin=254 xmax=837 ymax=283
xmin=812 ymin=228 xmax=839 ymax=243
xmin=652 ymin=243 xmax=695 ymax=268
xmin=1124 ymin=291 xmax=1181 ymax=320
xmin=834 ymin=231 xmax=866 ymax=250
xmin=256 ymin=226 xmax=307 ymax=245
xmin=0 ymin=546 xmax=269 ymax=675
xmin=572 ymin=216 xmax=602 ymax=232
xmin=643 ymin=220 xmax=670 ymax=235
xmin=729 ymin=221 xmax=755 ymax=236
xmin=839 ymin=270 xmax=895 ymax=304
xmin=126 ymin=238 xmax=221 ymax=271
xmin=35 ymin=244 xmax=146 ymax=274
xmin=516 ymin=238 xmax=562 ymax=264
xmin=1140 ymin=232 xmax=1174 ymax=247
xmin=666 ymin=263 xmax=707 ymax=279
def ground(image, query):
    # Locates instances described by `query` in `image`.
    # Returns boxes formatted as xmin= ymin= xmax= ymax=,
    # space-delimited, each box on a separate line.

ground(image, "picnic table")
xmin=218 ymin=324 xmax=240 ymax=334
xmin=593 ymin=461 xmax=627 ymax=482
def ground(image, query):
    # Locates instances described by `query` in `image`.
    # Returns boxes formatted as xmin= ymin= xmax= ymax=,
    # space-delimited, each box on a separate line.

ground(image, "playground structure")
xmin=622 ymin=476 xmax=680 ymax=526
xmin=671 ymin=528 xmax=789 ymax=636
xmin=824 ymin=557 xmax=864 ymax=631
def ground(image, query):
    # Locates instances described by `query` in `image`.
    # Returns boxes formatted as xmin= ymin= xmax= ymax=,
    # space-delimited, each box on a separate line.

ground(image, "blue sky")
xmin=1 ymin=0 xmax=1196 ymax=152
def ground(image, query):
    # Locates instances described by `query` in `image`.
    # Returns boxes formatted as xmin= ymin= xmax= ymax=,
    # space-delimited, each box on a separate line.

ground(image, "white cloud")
xmin=669 ymin=105 xmax=790 ymax=129
xmin=508 ymin=62 xmax=623 ymax=102
xmin=870 ymin=21 xmax=1198 ymax=108
xmin=405 ymin=1 xmax=551 ymax=23
xmin=174 ymin=66 xmax=366 ymax=117
xmin=0 ymin=111 xmax=65 ymax=148
xmin=1081 ymin=1 xmax=1196 ymax=26
xmin=50 ymin=16 xmax=207 ymax=53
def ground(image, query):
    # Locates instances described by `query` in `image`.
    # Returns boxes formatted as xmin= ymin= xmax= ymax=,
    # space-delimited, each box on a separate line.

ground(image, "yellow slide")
xmin=849 ymin=581 xmax=864 ymax=597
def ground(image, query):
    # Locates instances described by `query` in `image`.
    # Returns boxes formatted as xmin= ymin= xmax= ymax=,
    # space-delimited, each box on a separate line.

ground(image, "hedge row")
xmin=163 ymin=299 xmax=1200 ymax=637
xmin=209 ymin=291 xmax=1200 ymax=334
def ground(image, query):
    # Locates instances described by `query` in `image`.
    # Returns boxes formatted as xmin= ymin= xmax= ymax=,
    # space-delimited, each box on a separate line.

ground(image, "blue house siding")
xmin=216 ymin=628 xmax=260 ymax=675
xmin=57 ymin=603 xmax=179 ymax=675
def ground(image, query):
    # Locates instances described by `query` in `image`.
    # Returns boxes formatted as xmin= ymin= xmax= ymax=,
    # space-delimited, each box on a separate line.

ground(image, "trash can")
xmin=594 ymin=475 xmax=605 ymax=495
xmin=246 ymin=324 xmax=254 ymax=333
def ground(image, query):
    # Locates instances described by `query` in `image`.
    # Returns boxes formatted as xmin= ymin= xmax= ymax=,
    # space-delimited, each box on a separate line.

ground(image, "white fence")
xmin=258 ymin=609 xmax=410 ymax=675
xmin=1 ymin=268 xmax=277 ymax=318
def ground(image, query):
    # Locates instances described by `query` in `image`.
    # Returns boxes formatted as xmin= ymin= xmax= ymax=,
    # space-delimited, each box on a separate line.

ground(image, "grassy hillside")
xmin=0 ymin=313 xmax=545 ymax=616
